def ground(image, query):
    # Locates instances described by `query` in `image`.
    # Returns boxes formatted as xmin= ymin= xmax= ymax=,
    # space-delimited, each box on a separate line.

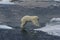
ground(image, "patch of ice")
xmin=34 ymin=24 xmax=60 ymax=36
xmin=0 ymin=0 xmax=14 ymax=4
xmin=54 ymin=0 xmax=60 ymax=1
xmin=50 ymin=18 xmax=60 ymax=22
xmin=0 ymin=25 xmax=13 ymax=29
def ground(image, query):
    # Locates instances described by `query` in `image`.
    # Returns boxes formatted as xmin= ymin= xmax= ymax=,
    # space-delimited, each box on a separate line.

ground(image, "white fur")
xmin=20 ymin=15 xmax=39 ymax=29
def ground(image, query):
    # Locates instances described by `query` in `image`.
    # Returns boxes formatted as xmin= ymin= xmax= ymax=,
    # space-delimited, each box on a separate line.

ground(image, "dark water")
xmin=0 ymin=28 xmax=60 ymax=40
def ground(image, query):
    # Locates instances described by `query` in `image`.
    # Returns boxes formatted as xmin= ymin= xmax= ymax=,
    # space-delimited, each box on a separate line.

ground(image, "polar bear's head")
xmin=32 ymin=16 xmax=39 ymax=20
